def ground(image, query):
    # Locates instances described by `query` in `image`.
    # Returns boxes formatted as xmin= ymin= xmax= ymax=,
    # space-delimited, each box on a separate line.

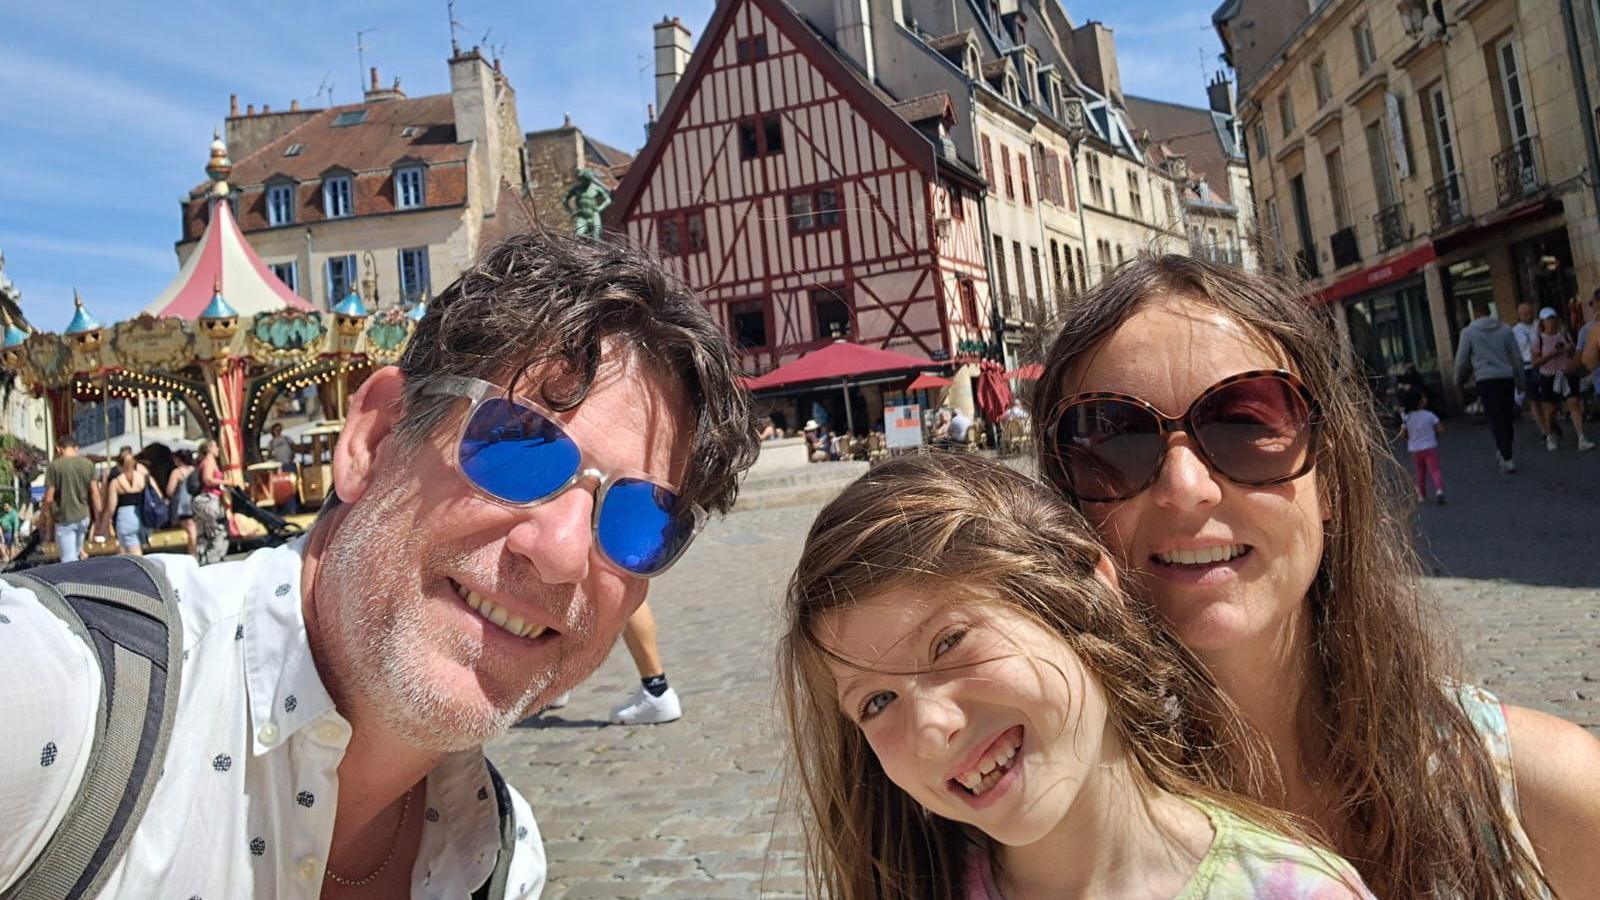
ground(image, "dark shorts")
xmin=1536 ymin=373 xmax=1576 ymax=402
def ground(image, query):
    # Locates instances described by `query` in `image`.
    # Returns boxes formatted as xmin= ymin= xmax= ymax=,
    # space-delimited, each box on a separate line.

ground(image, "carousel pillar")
xmin=198 ymin=283 xmax=245 ymax=485
xmin=331 ymin=290 xmax=369 ymax=419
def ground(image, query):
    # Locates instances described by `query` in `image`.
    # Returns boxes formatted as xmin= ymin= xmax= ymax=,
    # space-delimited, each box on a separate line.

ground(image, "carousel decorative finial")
xmin=198 ymin=277 xmax=241 ymax=346
xmin=407 ymin=291 xmax=428 ymax=321
xmin=206 ymin=129 xmax=234 ymax=197
xmin=332 ymin=290 xmax=369 ymax=318
xmin=64 ymin=289 xmax=105 ymax=355
xmin=65 ymin=290 xmax=101 ymax=335
xmin=2 ymin=308 xmax=29 ymax=349
xmin=200 ymin=277 xmax=238 ymax=320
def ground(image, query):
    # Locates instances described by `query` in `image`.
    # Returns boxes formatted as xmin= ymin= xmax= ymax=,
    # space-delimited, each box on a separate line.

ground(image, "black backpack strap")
xmin=471 ymin=759 xmax=519 ymax=900
xmin=0 ymin=556 xmax=183 ymax=900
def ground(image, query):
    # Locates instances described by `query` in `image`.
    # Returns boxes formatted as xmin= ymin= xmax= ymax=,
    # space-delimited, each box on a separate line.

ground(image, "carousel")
xmin=0 ymin=136 xmax=425 ymax=548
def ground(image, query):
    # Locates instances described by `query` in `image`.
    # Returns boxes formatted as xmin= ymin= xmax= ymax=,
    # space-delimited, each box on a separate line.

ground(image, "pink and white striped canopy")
xmin=142 ymin=199 xmax=311 ymax=319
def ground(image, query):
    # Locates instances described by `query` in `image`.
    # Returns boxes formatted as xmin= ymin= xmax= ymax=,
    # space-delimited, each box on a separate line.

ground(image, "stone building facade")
xmin=178 ymin=50 xmax=536 ymax=311
xmin=1217 ymin=0 xmax=1600 ymax=407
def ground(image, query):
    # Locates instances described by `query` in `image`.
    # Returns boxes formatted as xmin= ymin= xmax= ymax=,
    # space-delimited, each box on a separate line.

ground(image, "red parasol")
xmin=1005 ymin=363 xmax=1044 ymax=380
xmin=975 ymin=360 xmax=1012 ymax=422
xmin=906 ymin=372 xmax=953 ymax=391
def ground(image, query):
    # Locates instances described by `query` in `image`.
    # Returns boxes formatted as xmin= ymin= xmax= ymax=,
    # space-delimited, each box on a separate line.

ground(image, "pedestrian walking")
xmin=1514 ymin=301 xmax=1539 ymax=410
xmin=165 ymin=448 xmax=198 ymax=558
xmin=103 ymin=447 xmax=155 ymax=556
xmin=0 ymin=502 xmax=17 ymax=562
xmin=607 ymin=601 xmax=683 ymax=725
xmin=781 ymin=454 xmax=1375 ymax=899
xmin=1033 ymin=255 xmax=1600 ymax=898
xmin=190 ymin=439 xmax=229 ymax=564
xmin=1530 ymin=307 xmax=1595 ymax=452
xmin=42 ymin=436 xmax=101 ymax=562
xmin=1453 ymin=298 xmax=1526 ymax=473
xmin=1399 ymin=391 xmax=1446 ymax=504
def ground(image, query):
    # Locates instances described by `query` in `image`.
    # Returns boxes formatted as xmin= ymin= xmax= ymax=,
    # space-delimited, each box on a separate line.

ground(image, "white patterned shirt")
xmin=0 ymin=540 xmax=546 ymax=898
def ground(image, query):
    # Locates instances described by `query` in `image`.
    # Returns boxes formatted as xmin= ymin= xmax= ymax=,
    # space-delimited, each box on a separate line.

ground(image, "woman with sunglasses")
xmin=1032 ymin=255 xmax=1600 ymax=898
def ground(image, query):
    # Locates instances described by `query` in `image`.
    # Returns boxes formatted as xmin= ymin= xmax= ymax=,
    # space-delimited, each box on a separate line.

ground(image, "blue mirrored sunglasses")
xmin=424 ymin=375 xmax=706 ymax=577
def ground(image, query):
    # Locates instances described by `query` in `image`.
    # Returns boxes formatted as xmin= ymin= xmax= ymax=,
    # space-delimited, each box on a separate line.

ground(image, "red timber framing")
xmin=605 ymin=0 xmax=990 ymax=373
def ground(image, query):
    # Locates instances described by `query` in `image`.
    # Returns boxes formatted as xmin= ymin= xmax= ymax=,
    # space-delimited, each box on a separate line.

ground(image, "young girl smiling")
xmin=779 ymin=454 xmax=1372 ymax=900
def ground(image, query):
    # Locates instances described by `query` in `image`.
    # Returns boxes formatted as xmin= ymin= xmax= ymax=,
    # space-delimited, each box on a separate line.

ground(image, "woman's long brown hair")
xmin=1030 ymin=254 xmax=1551 ymax=898
xmin=779 ymin=453 xmax=1343 ymax=900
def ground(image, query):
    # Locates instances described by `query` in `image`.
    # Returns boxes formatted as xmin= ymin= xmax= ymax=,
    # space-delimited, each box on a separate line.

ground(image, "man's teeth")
xmin=957 ymin=734 xmax=1022 ymax=795
xmin=1154 ymin=544 xmax=1248 ymax=566
xmin=463 ymin=589 xmax=548 ymax=640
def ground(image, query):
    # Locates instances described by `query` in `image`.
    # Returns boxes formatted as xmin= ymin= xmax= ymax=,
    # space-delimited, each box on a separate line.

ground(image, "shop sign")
xmin=886 ymin=403 xmax=924 ymax=449
xmin=112 ymin=315 xmax=194 ymax=370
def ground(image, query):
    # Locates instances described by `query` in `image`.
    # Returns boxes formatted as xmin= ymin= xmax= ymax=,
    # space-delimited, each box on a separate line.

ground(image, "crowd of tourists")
xmin=1 ymin=231 xmax=1596 ymax=899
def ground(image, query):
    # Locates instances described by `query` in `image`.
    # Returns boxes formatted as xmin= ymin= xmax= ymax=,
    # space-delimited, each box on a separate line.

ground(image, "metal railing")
xmin=1426 ymin=173 xmax=1467 ymax=230
xmin=1374 ymin=203 xmax=1407 ymax=252
xmin=1492 ymin=136 xmax=1543 ymax=206
xmin=1329 ymin=226 xmax=1361 ymax=269
xmin=1294 ymin=247 xmax=1320 ymax=279
xmin=1191 ymin=243 xmax=1245 ymax=266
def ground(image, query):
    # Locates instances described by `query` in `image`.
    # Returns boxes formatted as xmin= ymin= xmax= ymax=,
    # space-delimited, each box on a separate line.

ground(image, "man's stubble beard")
xmin=315 ymin=468 xmax=602 ymax=754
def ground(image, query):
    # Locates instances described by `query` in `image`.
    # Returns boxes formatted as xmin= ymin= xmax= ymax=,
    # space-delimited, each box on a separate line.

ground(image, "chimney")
xmin=653 ymin=17 xmax=692 ymax=113
xmin=451 ymin=48 xmax=505 ymax=214
xmin=229 ymin=94 xmax=239 ymax=117
xmin=246 ymin=103 xmax=255 ymax=116
xmin=832 ymin=0 xmax=877 ymax=82
xmin=290 ymin=99 xmax=300 ymax=111
xmin=1067 ymin=21 xmax=1122 ymax=104
xmin=1207 ymin=73 xmax=1236 ymax=117
xmin=364 ymin=67 xmax=407 ymax=102
xmin=263 ymin=104 xmax=271 ymax=114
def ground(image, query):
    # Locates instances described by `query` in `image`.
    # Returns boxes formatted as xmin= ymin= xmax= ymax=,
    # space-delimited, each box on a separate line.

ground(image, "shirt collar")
xmin=244 ymin=535 xmax=338 ymax=755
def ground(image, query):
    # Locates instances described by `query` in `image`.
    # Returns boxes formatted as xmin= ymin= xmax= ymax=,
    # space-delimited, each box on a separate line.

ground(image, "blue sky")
xmin=0 ymin=1 xmax=1222 ymax=327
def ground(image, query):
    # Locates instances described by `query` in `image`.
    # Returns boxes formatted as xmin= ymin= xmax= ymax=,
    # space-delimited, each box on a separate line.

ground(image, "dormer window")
xmin=266 ymin=181 xmax=296 ymax=227
xmin=284 ymin=143 xmax=304 ymax=157
xmin=1005 ymin=75 xmax=1019 ymax=104
xmin=395 ymin=165 xmax=426 ymax=209
xmin=333 ymin=109 xmax=368 ymax=127
xmin=323 ymin=175 xmax=353 ymax=218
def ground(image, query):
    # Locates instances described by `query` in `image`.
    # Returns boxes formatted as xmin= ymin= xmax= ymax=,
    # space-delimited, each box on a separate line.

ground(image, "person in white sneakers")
xmin=541 ymin=601 xmax=683 ymax=725
xmin=1530 ymin=307 xmax=1595 ymax=452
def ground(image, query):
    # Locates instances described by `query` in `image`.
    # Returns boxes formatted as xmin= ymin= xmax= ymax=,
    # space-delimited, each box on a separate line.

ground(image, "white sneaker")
xmin=545 ymin=691 xmax=572 ymax=710
xmin=1546 ymin=434 xmax=1559 ymax=451
xmin=609 ymin=686 xmax=682 ymax=725
xmin=1579 ymin=437 xmax=1596 ymax=452
xmin=1498 ymin=456 xmax=1517 ymax=474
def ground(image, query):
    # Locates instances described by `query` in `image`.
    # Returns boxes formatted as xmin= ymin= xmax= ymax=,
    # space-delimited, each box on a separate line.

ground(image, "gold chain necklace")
xmin=325 ymin=786 xmax=416 ymax=888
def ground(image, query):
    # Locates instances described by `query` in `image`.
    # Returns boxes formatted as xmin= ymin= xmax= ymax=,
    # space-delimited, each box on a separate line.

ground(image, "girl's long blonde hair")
xmin=779 ymin=453 xmax=1305 ymax=900
xmin=1031 ymin=254 xmax=1551 ymax=898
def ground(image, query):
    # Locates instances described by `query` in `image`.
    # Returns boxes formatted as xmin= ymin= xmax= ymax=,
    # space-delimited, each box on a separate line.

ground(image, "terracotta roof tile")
xmin=1124 ymin=95 xmax=1236 ymax=206
xmin=199 ymin=94 xmax=465 ymax=192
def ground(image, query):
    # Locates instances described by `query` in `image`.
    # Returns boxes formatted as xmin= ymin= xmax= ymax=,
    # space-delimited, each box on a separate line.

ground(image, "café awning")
xmin=906 ymin=373 xmax=953 ymax=391
xmin=745 ymin=340 xmax=933 ymax=392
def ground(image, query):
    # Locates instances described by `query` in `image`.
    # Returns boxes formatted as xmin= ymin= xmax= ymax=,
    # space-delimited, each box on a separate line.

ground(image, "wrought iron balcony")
xmin=1294 ymin=248 xmax=1320 ymax=280
xmin=1191 ymin=243 xmax=1244 ymax=266
xmin=1492 ymin=136 xmax=1544 ymax=206
xmin=1329 ymin=227 xmax=1361 ymax=269
xmin=1426 ymin=173 xmax=1467 ymax=230
xmin=1374 ymin=203 xmax=1407 ymax=252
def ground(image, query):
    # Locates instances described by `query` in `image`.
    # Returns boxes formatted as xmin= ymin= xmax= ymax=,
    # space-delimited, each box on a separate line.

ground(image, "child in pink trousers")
xmin=1401 ymin=392 xmax=1446 ymax=504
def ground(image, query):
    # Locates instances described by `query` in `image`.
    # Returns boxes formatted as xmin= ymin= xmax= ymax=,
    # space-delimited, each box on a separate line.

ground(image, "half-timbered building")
xmin=607 ymin=0 xmax=992 ymax=398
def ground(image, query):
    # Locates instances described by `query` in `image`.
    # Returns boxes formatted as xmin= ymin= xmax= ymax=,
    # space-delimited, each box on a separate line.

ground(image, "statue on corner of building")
xmin=563 ymin=168 xmax=612 ymax=238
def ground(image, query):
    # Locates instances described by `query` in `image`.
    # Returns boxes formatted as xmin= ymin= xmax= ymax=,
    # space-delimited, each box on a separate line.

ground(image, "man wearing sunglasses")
xmin=0 ymin=230 xmax=758 ymax=898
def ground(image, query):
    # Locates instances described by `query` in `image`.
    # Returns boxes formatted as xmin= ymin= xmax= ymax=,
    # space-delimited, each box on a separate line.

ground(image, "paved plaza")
xmin=488 ymin=419 xmax=1599 ymax=899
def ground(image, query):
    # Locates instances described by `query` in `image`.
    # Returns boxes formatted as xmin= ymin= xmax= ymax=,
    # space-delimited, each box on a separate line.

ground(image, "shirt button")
xmin=315 ymin=722 xmax=345 ymax=744
xmin=296 ymin=856 xmax=321 ymax=880
xmin=257 ymin=722 xmax=280 ymax=745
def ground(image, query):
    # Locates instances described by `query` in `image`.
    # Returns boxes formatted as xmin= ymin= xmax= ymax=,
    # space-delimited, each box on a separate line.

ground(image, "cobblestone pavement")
xmin=487 ymin=419 xmax=1598 ymax=898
